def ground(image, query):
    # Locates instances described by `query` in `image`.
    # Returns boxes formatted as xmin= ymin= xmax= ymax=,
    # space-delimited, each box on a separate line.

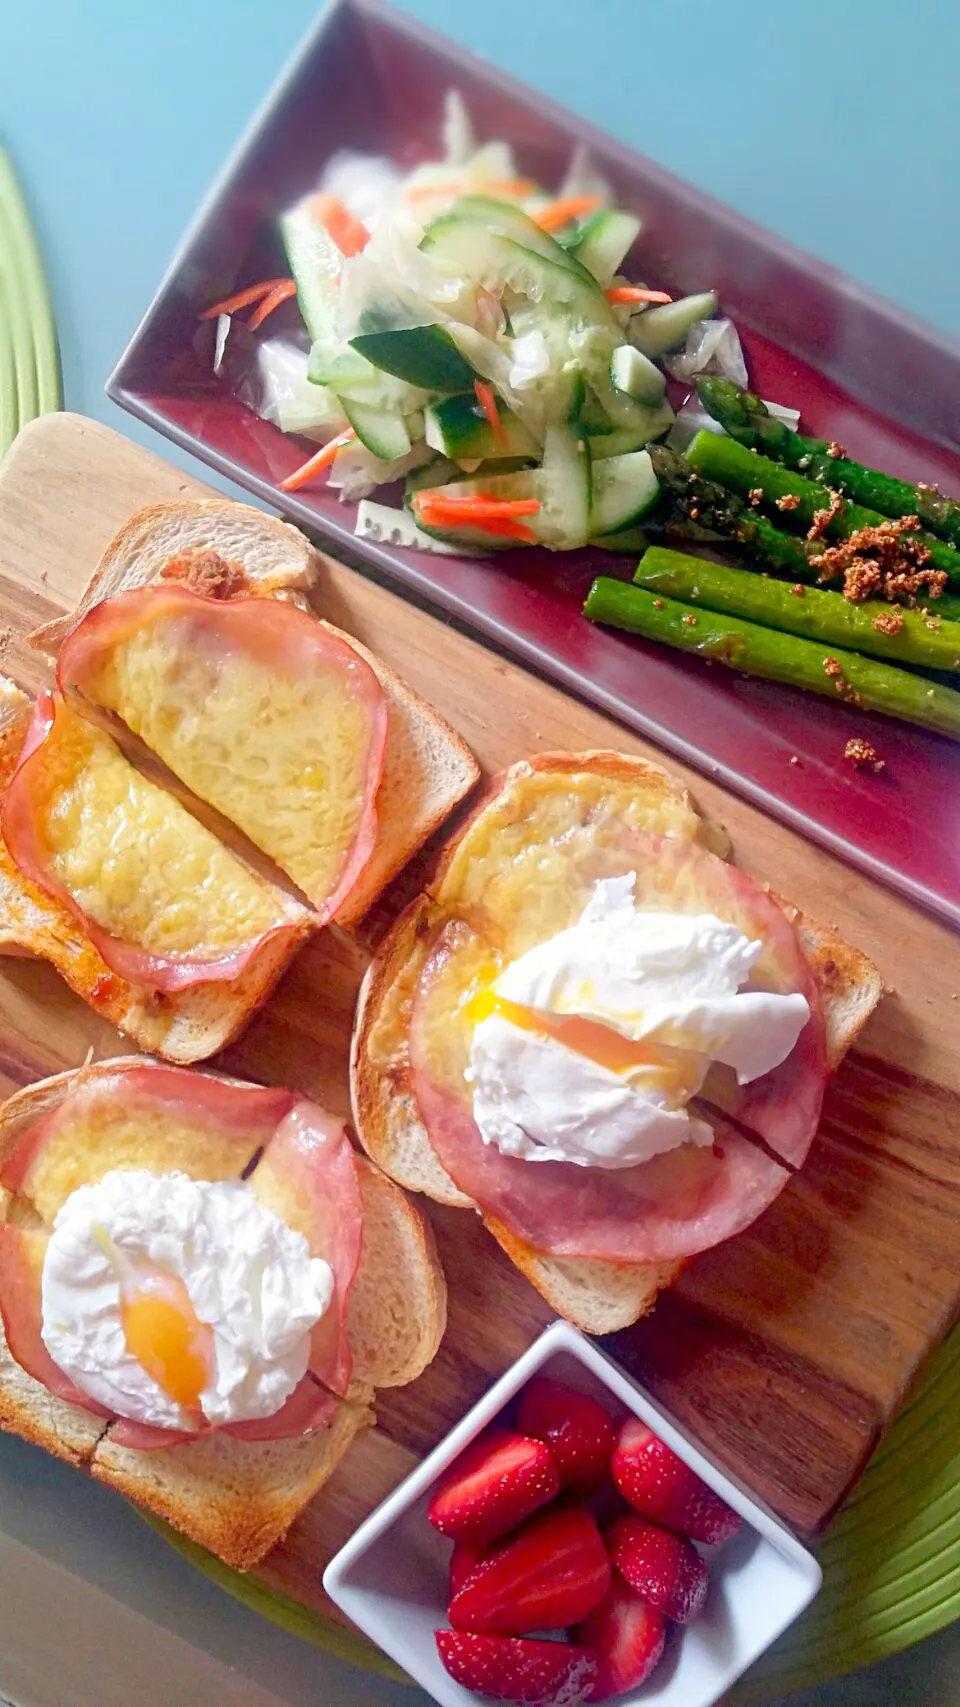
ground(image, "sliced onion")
xmin=558 ymin=140 xmax=612 ymax=205
xmin=318 ymin=149 xmax=404 ymax=231
xmin=355 ymin=500 xmax=460 ymax=554
xmin=328 ymin=439 xmax=432 ymax=502
xmin=442 ymin=89 xmax=476 ymax=168
xmin=665 ymin=318 xmax=748 ymax=386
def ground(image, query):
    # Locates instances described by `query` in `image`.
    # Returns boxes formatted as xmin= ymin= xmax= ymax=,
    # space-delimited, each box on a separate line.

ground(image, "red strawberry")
xmin=428 ymin=1428 xmax=561 ymax=1541
xmin=573 ymin=1577 xmax=667 ymax=1701
xmin=449 ymin=1506 xmax=611 ymax=1636
xmin=516 ymin=1378 xmax=616 ymax=1494
xmin=449 ymin=1538 xmax=486 ymax=1598
xmin=607 ymin=1514 xmax=708 ymax=1623
xmin=611 ymin=1419 xmax=742 ymax=1545
xmin=436 ymin=1631 xmax=597 ymax=1705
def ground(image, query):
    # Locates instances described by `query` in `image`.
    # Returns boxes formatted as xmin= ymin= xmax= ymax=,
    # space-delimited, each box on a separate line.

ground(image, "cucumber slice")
xmin=279 ymin=204 xmax=341 ymax=343
xmin=629 ymin=291 xmax=718 ymax=357
xmin=587 ymin=417 xmax=673 ymax=460
xmin=565 ymin=209 xmax=642 ymax=284
xmin=415 ymin=423 xmax=591 ymax=551
xmin=590 ymin=525 xmax=649 ymax=554
xmin=339 ymin=396 xmax=412 ymax=462
xmin=425 ymin=393 xmax=539 ymax=461
xmin=436 ymin=195 xmax=594 ymax=274
xmin=611 ymin=343 xmax=666 ymax=408
xmin=350 ymin=318 xmax=475 ymax=392
xmin=421 ymin=218 xmax=619 ymax=335
xmin=590 ymin=450 xmax=660 ymax=536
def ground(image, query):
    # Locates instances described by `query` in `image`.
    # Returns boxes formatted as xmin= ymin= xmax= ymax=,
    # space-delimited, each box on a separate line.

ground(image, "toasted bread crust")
xmin=351 ymin=749 xmax=883 ymax=1332
xmin=0 ymin=1060 xmax=445 ymax=1566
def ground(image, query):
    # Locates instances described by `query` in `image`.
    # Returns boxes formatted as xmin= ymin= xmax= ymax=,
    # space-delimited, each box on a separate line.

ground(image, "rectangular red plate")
xmin=108 ymin=0 xmax=960 ymax=926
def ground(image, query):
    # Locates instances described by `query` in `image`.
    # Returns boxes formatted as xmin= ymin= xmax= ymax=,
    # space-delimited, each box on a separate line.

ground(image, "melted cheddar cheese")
xmin=87 ymin=617 xmax=374 ymax=904
xmin=33 ymin=703 xmax=287 ymax=958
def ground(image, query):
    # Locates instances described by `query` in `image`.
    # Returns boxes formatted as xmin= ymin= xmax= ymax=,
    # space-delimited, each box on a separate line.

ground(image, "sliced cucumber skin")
xmin=611 ymin=343 xmax=666 ymax=408
xmin=425 ymin=393 xmax=538 ymax=461
xmin=339 ymin=395 xmax=412 ymax=461
xmin=629 ymin=291 xmax=718 ymax=357
xmin=421 ymin=217 xmax=618 ymax=335
xmin=349 ymin=323 xmax=475 ymax=392
xmin=590 ymin=449 xmax=660 ymax=536
xmin=566 ymin=209 xmax=642 ymax=284
xmin=279 ymin=206 xmax=340 ymax=343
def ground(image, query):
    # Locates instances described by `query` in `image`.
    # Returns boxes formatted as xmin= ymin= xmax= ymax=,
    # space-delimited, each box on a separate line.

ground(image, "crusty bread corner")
xmin=27 ymin=500 xmax=321 ymax=656
xmin=0 ymin=678 xmax=315 ymax=1066
xmin=0 ymin=1060 xmax=445 ymax=1568
xmin=350 ymin=749 xmax=884 ymax=1336
xmin=26 ymin=499 xmax=480 ymax=929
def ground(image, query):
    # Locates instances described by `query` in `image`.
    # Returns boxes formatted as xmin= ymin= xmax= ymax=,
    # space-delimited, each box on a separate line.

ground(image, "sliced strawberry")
xmin=449 ymin=1506 xmax=610 ymax=1636
xmin=606 ymin=1514 xmax=708 ymax=1623
xmin=573 ymin=1577 xmax=667 ymax=1701
xmin=611 ymin=1418 xmax=742 ymax=1545
xmin=515 ymin=1378 xmax=616 ymax=1494
xmin=428 ymin=1428 xmax=560 ymax=1542
xmin=435 ymin=1631 xmax=597 ymax=1705
xmin=449 ymin=1538 xmax=487 ymax=1599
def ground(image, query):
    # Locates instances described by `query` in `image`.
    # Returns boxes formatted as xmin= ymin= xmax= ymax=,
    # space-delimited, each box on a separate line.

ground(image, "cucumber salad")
xmin=205 ymin=93 xmax=739 ymax=556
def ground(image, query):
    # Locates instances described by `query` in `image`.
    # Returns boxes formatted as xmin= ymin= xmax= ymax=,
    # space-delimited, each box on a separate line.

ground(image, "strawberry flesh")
xmin=436 ymin=1631 xmax=597 ymax=1705
xmin=607 ymin=1514 xmax=708 ymax=1623
xmin=573 ymin=1576 xmax=667 ymax=1701
xmin=516 ymin=1378 xmax=616 ymax=1494
xmin=611 ymin=1418 xmax=742 ymax=1544
xmin=428 ymin=1427 xmax=561 ymax=1541
xmin=449 ymin=1505 xmax=611 ymax=1636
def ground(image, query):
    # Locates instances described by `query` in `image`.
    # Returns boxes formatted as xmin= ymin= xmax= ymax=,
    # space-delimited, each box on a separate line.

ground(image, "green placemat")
xmin=147 ymin=1328 xmax=960 ymax=1701
xmin=0 ymin=146 xmax=61 ymax=456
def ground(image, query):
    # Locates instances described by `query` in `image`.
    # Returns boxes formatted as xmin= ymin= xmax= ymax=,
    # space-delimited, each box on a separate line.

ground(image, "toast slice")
xmin=351 ymin=751 xmax=884 ymax=1335
xmin=28 ymin=498 xmax=480 ymax=924
xmin=0 ymin=1059 xmax=446 ymax=1567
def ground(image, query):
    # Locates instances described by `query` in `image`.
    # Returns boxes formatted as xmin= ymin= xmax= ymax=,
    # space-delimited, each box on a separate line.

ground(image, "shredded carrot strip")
xmin=458 ymin=514 xmax=539 ymax=544
xmin=415 ymin=493 xmax=541 ymax=520
xmin=474 ymin=380 xmax=508 ymax=445
xmin=247 ymin=279 xmax=299 ymax=330
xmin=279 ymin=429 xmax=357 ymax=492
xmin=199 ymin=278 xmax=294 ymax=320
xmin=308 ymin=193 xmax=370 ymax=257
xmin=532 ymin=194 xmax=603 ymax=232
xmin=605 ymin=286 xmax=673 ymax=305
xmin=406 ymin=176 xmax=537 ymax=204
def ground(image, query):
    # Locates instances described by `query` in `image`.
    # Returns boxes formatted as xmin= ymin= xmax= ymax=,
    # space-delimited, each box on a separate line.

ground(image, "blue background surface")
xmin=2 ymin=3 xmax=960 ymax=1702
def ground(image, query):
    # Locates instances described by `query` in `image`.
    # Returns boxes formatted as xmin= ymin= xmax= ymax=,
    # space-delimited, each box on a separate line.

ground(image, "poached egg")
xmin=467 ymin=874 xmax=810 ymax=1168
xmin=41 ymin=1169 xmax=333 ymax=1431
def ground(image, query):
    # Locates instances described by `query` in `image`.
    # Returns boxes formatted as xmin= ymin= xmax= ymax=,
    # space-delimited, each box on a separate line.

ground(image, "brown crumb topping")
xmin=159 ymin=547 xmax=250 ymax=599
xmin=681 ymin=612 xmax=698 ymax=626
xmin=873 ymin=606 xmax=904 ymax=635
xmin=926 ymin=614 xmax=943 ymax=631
xmin=653 ymin=597 xmax=664 ymax=609
xmin=807 ymin=489 xmax=844 ymax=541
xmin=810 ymin=513 xmax=947 ymax=610
xmin=823 ymin=655 xmax=861 ymax=704
xmin=748 ymin=487 xmax=764 ymax=506
xmin=844 ymin=737 xmax=885 ymax=772
xmin=776 ymin=493 xmax=801 ymax=512
xmin=826 ymin=441 xmax=846 ymax=459
xmin=790 ymin=583 xmax=805 ymax=597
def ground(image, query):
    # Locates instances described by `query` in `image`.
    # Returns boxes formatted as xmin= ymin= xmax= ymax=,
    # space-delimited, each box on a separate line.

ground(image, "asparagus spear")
xmin=583 ymin=578 xmax=960 ymax=739
xmin=685 ymin=430 xmax=960 ymax=583
xmin=633 ymin=546 xmax=960 ymax=672
xmin=696 ymin=376 xmax=960 ymax=550
xmin=649 ymin=444 xmax=822 ymax=580
xmin=650 ymin=445 xmax=960 ymax=624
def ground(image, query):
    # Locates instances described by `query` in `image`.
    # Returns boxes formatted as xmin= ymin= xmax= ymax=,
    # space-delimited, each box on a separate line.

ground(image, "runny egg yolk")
xmin=120 ymin=1271 xmax=214 ymax=1412
xmin=467 ymin=988 xmax=693 ymax=1089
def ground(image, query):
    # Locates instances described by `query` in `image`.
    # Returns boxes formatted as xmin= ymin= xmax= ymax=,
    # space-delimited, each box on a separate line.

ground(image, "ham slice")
xmin=57 ymin=584 xmax=389 ymax=924
xmin=1 ymin=691 xmax=307 ymax=993
xmin=0 ymin=1065 xmax=363 ymax=1444
xmin=249 ymin=1101 xmax=363 ymax=1399
xmin=411 ymin=831 xmax=827 ymax=1265
xmin=0 ymin=1224 xmax=112 ymax=1419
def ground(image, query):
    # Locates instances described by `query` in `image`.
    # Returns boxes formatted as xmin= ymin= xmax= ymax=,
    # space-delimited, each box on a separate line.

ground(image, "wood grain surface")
xmin=0 ymin=413 xmax=958 ymax=1623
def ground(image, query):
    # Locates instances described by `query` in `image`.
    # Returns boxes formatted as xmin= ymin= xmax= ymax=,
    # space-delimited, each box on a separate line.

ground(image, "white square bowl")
xmin=324 ymin=1321 xmax=821 ymax=1707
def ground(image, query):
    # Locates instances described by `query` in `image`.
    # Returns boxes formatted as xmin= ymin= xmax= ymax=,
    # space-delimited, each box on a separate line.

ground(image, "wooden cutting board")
xmin=1 ymin=414 xmax=959 ymax=1621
